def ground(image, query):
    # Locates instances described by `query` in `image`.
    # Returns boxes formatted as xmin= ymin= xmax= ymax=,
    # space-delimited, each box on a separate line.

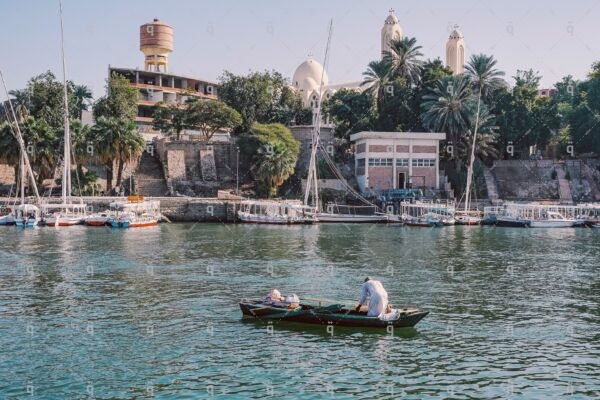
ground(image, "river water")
xmin=0 ymin=224 xmax=599 ymax=399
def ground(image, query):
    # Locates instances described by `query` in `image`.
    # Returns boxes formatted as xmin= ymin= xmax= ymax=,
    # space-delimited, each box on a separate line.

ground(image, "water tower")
xmin=139 ymin=18 xmax=173 ymax=72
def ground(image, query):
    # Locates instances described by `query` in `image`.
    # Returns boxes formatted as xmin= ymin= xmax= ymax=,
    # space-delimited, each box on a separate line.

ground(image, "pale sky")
xmin=2 ymin=0 xmax=600 ymax=99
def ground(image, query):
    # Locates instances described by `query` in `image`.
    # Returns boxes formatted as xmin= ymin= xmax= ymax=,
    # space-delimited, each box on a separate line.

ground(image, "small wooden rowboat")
xmin=239 ymin=298 xmax=428 ymax=328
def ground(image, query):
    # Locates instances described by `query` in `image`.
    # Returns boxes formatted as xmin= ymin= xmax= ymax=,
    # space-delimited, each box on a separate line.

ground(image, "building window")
xmin=357 ymin=159 xmax=365 ymax=167
xmin=368 ymin=158 xmax=393 ymax=167
xmin=411 ymin=159 xmax=436 ymax=167
xmin=396 ymin=159 xmax=409 ymax=167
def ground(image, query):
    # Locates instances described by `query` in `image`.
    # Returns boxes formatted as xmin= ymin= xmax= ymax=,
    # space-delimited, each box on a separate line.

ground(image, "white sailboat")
xmin=303 ymin=21 xmax=390 ymax=224
xmin=14 ymin=153 xmax=41 ymax=227
xmin=42 ymin=1 xmax=87 ymax=226
xmin=0 ymin=70 xmax=42 ymax=227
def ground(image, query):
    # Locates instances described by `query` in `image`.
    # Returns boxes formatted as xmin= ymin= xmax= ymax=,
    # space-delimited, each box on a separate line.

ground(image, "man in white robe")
xmin=355 ymin=277 xmax=389 ymax=317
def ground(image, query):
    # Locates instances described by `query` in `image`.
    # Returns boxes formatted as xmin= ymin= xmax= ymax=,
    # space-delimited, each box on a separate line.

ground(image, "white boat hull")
xmin=316 ymin=213 xmax=388 ymax=223
xmin=529 ymin=220 xmax=576 ymax=228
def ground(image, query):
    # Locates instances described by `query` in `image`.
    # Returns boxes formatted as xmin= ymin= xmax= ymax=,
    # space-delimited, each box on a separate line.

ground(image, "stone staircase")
xmin=556 ymin=164 xmax=573 ymax=204
xmin=134 ymin=151 xmax=169 ymax=197
xmin=483 ymin=166 xmax=499 ymax=204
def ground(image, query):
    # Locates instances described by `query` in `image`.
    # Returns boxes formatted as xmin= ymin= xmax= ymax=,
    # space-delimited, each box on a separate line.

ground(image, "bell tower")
xmin=381 ymin=8 xmax=403 ymax=58
xmin=446 ymin=25 xmax=466 ymax=75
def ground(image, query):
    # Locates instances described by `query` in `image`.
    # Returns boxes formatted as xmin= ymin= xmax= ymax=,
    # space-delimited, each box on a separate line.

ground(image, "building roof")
xmin=350 ymin=131 xmax=446 ymax=141
xmin=109 ymin=66 xmax=218 ymax=86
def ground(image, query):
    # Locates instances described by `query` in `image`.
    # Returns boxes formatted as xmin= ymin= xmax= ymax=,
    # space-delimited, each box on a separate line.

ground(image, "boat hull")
xmin=529 ymin=221 xmax=575 ymax=228
xmin=43 ymin=217 xmax=82 ymax=227
xmin=15 ymin=219 xmax=38 ymax=228
xmin=316 ymin=213 xmax=388 ymax=223
xmin=239 ymin=301 xmax=428 ymax=328
xmin=494 ymin=217 xmax=530 ymax=227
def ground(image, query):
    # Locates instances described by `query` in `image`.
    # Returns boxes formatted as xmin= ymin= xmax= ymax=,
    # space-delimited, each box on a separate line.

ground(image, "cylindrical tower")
xmin=140 ymin=18 xmax=173 ymax=73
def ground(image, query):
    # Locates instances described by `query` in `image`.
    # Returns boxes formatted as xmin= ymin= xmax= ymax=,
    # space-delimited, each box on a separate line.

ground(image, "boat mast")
xmin=464 ymin=91 xmax=482 ymax=212
xmin=0 ymin=70 xmax=41 ymax=202
xmin=304 ymin=20 xmax=333 ymax=208
xmin=59 ymin=0 xmax=71 ymax=204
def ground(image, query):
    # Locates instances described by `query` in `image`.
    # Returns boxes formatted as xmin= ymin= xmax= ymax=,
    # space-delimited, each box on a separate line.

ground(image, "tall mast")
xmin=20 ymin=153 xmax=25 ymax=205
xmin=304 ymin=20 xmax=333 ymax=208
xmin=0 ymin=70 xmax=40 ymax=202
xmin=59 ymin=0 xmax=71 ymax=204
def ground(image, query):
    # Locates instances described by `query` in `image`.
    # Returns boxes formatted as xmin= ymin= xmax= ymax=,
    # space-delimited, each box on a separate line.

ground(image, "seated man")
xmin=355 ymin=277 xmax=389 ymax=317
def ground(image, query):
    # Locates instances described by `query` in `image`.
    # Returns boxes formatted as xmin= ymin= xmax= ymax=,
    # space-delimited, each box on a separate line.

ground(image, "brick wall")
xmin=367 ymin=167 xmax=394 ymax=190
xmin=412 ymin=145 xmax=437 ymax=153
xmin=356 ymin=143 xmax=366 ymax=153
xmin=396 ymin=145 xmax=409 ymax=152
xmin=411 ymin=167 xmax=437 ymax=188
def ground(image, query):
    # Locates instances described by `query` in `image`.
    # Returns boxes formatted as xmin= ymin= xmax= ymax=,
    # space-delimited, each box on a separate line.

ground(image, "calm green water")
xmin=0 ymin=224 xmax=599 ymax=399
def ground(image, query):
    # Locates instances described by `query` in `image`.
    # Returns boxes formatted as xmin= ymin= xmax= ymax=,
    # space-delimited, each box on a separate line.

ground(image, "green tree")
xmin=93 ymin=72 xmax=139 ymax=121
xmin=92 ymin=117 xmax=143 ymax=191
xmin=152 ymin=101 xmax=190 ymax=140
xmin=218 ymin=70 xmax=310 ymax=132
xmin=324 ymin=89 xmax=374 ymax=140
xmin=73 ymin=84 xmax=93 ymax=120
xmin=238 ymin=123 xmax=300 ymax=197
xmin=361 ymin=59 xmax=392 ymax=113
xmin=421 ymin=74 xmax=475 ymax=146
xmin=384 ymin=37 xmax=424 ymax=86
xmin=187 ymin=100 xmax=242 ymax=141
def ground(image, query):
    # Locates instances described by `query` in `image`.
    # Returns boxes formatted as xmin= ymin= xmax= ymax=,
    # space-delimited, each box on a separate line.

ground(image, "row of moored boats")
xmin=0 ymin=197 xmax=161 ymax=228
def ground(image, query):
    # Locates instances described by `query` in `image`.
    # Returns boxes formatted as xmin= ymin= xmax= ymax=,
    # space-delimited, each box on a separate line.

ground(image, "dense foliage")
xmin=237 ymin=123 xmax=300 ymax=197
xmin=218 ymin=70 xmax=312 ymax=133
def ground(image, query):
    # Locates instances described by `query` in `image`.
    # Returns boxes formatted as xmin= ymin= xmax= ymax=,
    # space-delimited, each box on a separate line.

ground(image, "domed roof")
xmin=449 ymin=25 xmax=464 ymax=39
xmin=384 ymin=9 xmax=399 ymax=25
xmin=292 ymin=56 xmax=329 ymax=92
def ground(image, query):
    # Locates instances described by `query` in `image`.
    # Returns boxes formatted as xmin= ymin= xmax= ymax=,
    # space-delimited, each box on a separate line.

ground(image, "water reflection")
xmin=1 ymin=223 xmax=599 ymax=398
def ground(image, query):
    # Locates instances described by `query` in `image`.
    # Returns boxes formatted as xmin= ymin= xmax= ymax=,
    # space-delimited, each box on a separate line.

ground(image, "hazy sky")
xmin=2 ymin=0 xmax=600 ymax=99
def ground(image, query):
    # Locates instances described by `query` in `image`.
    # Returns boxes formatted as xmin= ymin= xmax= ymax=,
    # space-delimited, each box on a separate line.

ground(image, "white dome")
xmin=292 ymin=56 xmax=329 ymax=93
xmin=449 ymin=26 xmax=464 ymax=39
xmin=385 ymin=13 xmax=399 ymax=25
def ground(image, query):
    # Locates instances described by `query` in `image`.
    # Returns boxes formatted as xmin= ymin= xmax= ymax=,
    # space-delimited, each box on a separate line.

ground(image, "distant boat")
xmin=84 ymin=213 xmax=110 ymax=226
xmin=107 ymin=196 xmax=160 ymax=228
xmin=14 ymin=204 xmax=41 ymax=228
xmin=237 ymin=200 xmax=315 ymax=225
xmin=495 ymin=214 xmax=531 ymax=227
xmin=316 ymin=212 xmax=389 ymax=223
xmin=455 ymin=210 xmax=482 ymax=225
xmin=0 ymin=206 xmax=15 ymax=226
xmin=42 ymin=1 xmax=87 ymax=227
xmin=529 ymin=211 xmax=576 ymax=228
xmin=402 ymin=213 xmax=444 ymax=227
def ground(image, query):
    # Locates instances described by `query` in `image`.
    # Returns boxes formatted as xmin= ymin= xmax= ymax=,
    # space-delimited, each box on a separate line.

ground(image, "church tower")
xmin=446 ymin=25 xmax=466 ymax=75
xmin=381 ymin=8 xmax=403 ymax=58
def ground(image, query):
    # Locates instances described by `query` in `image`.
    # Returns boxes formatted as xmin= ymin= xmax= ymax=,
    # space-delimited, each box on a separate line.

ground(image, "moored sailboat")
xmin=42 ymin=1 xmax=87 ymax=226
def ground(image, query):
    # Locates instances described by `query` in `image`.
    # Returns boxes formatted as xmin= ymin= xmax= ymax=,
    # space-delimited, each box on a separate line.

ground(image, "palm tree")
xmin=115 ymin=124 xmax=145 ymax=188
xmin=361 ymin=59 xmax=392 ymax=113
xmin=72 ymin=85 xmax=93 ymax=120
xmin=384 ymin=37 xmax=424 ymax=86
xmin=20 ymin=117 xmax=59 ymax=188
xmin=92 ymin=117 xmax=144 ymax=192
xmin=421 ymin=74 xmax=475 ymax=146
xmin=255 ymin=142 xmax=297 ymax=197
xmin=463 ymin=54 xmax=505 ymax=210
